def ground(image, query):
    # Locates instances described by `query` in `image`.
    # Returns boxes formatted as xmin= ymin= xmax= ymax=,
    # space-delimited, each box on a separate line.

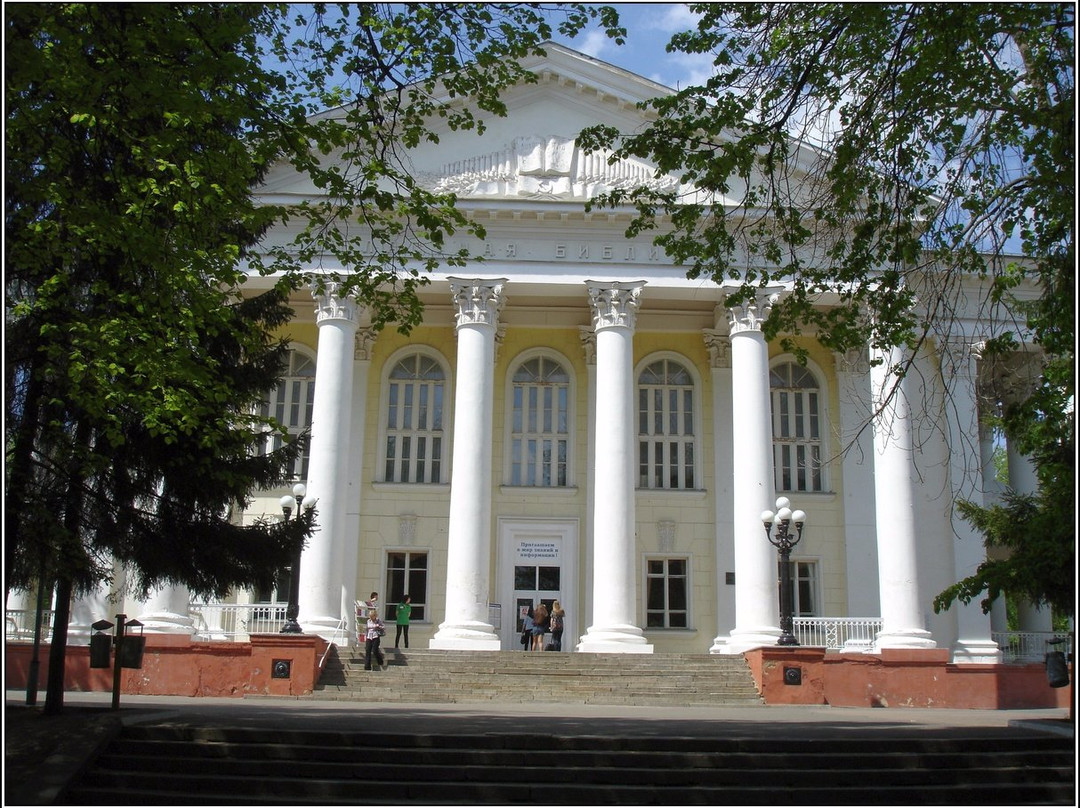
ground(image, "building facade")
xmin=30 ymin=44 xmax=1052 ymax=659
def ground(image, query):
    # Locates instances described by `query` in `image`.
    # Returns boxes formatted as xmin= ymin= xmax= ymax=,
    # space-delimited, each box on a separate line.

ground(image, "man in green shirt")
xmin=394 ymin=595 xmax=412 ymax=649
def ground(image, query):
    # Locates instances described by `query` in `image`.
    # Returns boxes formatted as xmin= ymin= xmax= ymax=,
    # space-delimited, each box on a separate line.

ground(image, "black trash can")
xmin=119 ymin=635 xmax=146 ymax=669
xmin=89 ymin=633 xmax=112 ymax=668
xmin=1046 ymin=650 xmax=1069 ymax=688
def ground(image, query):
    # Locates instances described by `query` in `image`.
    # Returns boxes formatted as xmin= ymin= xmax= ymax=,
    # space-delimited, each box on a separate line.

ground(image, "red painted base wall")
xmin=744 ymin=647 xmax=1073 ymax=709
xmin=6 ymin=641 xmax=1070 ymax=710
xmin=6 ymin=634 xmax=328 ymax=699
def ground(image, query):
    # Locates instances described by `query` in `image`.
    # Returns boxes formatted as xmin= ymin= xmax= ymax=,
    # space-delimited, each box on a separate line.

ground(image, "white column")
xmin=135 ymin=583 xmax=195 ymax=634
xmin=340 ymin=327 xmax=376 ymax=641
xmin=704 ymin=327 xmax=737 ymax=652
xmin=870 ymin=344 xmax=936 ymax=649
xmin=978 ymin=414 xmax=1009 ymax=632
xmin=946 ymin=342 xmax=1001 ymax=663
xmin=68 ymin=582 xmax=116 ymax=645
xmin=298 ymin=283 xmax=359 ymax=636
xmin=577 ymin=281 xmax=652 ymax=654
xmin=714 ymin=290 xmax=782 ymax=653
xmin=429 ymin=278 xmax=506 ymax=651
xmin=1007 ymin=433 xmax=1054 ymax=633
xmin=834 ymin=349 xmax=880 ymax=617
xmin=579 ymin=327 xmax=598 ymax=633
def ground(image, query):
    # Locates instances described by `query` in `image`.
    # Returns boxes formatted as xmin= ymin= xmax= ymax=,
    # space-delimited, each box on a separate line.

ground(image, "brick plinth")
xmin=744 ymin=646 xmax=1072 ymax=709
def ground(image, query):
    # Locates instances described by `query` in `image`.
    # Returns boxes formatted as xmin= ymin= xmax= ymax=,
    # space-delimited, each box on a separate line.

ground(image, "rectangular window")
xmin=645 ymin=557 xmax=689 ymax=628
xmin=778 ymin=559 xmax=819 ymax=617
xmin=385 ymin=551 xmax=428 ymax=621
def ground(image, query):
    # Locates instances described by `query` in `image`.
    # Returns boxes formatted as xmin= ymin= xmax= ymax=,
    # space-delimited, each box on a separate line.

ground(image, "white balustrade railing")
xmin=6 ymin=605 xmax=342 ymax=644
xmin=5 ymin=609 xmax=55 ymax=642
xmin=791 ymin=617 xmax=883 ymax=650
xmin=992 ymin=631 xmax=1072 ymax=664
xmin=188 ymin=603 xmax=289 ymax=640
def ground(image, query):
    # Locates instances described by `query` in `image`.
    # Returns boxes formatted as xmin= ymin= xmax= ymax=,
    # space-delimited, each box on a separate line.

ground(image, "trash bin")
xmin=89 ymin=633 xmax=112 ymax=668
xmin=119 ymin=635 xmax=146 ymax=669
xmin=1046 ymin=650 xmax=1069 ymax=688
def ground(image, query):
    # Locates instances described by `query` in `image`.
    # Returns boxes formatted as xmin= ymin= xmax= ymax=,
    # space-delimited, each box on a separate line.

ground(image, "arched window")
xmin=770 ymin=361 xmax=824 ymax=492
xmin=637 ymin=357 xmax=697 ymax=489
xmin=509 ymin=354 xmax=570 ymax=486
xmin=383 ymin=352 xmax=446 ymax=483
xmin=260 ymin=348 xmax=315 ymax=480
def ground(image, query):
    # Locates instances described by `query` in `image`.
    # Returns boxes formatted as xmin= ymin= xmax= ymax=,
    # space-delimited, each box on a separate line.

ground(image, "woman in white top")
xmin=364 ymin=609 xmax=386 ymax=670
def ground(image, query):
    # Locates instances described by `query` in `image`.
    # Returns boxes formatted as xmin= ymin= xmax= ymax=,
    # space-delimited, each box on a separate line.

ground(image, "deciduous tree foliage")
xmin=5 ymin=3 xmax=621 ymax=712
xmin=578 ymin=3 xmax=1073 ymax=617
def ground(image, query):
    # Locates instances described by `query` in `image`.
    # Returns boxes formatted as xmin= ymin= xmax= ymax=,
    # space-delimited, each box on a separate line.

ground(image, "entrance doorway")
xmin=498 ymin=519 xmax=577 ymax=651
xmin=515 ymin=563 xmax=560 ymax=650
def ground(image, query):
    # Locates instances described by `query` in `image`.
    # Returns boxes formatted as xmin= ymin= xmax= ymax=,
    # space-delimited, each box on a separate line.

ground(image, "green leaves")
xmin=585 ymin=4 xmax=1073 ymax=360
xmin=5 ymin=2 xmax=627 ymax=604
xmin=580 ymin=4 xmax=1073 ymax=614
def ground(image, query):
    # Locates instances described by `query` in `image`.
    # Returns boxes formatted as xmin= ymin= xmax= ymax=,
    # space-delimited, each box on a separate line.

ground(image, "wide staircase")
xmin=310 ymin=648 xmax=764 ymax=706
xmin=63 ymin=724 xmax=1075 ymax=805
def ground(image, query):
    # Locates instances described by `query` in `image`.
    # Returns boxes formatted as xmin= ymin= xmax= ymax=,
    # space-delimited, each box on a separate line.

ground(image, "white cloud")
xmin=577 ymin=29 xmax=614 ymax=59
xmin=654 ymin=4 xmax=702 ymax=33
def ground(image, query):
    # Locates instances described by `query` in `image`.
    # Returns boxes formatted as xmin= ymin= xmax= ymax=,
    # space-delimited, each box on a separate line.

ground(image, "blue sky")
xmin=550 ymin=3 xmax=714 ymax=90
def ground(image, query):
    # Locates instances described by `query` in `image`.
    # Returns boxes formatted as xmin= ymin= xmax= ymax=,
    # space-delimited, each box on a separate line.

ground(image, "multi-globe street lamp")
xmin=279 ymin=482 xmax=315 ymax=634
xmin=761 ymin=497 xmax=807 ymax=647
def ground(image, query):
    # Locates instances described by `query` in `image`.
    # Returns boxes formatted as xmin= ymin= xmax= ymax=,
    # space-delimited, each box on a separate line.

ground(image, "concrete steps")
xmin=311 ymin=648 xmax=764 ymax=707
xmin=62 ymin=726 xmax=1076 ymax=805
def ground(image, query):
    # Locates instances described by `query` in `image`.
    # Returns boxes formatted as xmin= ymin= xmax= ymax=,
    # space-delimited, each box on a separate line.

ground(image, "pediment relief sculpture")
xmin=425 ymin=134 xmax=679 ymax=200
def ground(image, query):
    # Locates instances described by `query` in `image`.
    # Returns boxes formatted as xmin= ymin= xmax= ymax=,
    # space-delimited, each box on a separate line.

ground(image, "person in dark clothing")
xmin=549 ymin=600 xmax=566 ymax=651
xmin=394 ymin=595 xmax=412 ymax=649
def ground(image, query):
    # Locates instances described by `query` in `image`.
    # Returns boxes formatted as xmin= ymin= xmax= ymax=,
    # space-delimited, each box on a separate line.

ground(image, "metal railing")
xmin=320 ymin=616 xmax=350 ymax=666
xmin=188 ymin=603 xmax=289 ymax=640
xmin=7 ymin=605 xmax=348 ymax=644
xmin=992 ymin=631 xmax=1072 ymax=664
xmin=791 ymin=617 xmax=883 ymax=650
xmin=5 ymin=609 xmax=55 ymax=642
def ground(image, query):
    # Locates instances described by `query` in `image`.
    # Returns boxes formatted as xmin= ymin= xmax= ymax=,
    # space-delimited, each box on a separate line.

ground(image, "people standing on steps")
xmin=520 ymin=605 xmax=534 ymax=649
xmin=394 ymin=595 xmax=412 ymax=649
xmin=364 ymin=608 xmax=386 ymax=671
xmin=363 ymin=591 xmax=379 ymax=616
xmin=531 ymin=602 xmax=548 ymax=652
xmin=549 ymin=600 xmax=565 ymax=651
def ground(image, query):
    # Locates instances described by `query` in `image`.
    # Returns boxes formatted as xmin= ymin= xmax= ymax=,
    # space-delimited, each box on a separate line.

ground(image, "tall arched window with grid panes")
xmin=770 ymin=362 xmax=824 ymax=492
xmin=509 ymin=354 xmax=570 ymax=486
xmin=259 ymin=348 xmax=315 ymax=480
xmin=637 ymin=356 xmax=697 ymax=489
xmin=383 ymin=352 xmax=446 ymax=483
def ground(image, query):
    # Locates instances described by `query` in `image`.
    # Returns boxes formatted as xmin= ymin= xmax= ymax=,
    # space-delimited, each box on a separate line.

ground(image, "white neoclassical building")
xmin=28 ymin=43 xmax=1052 ymax=660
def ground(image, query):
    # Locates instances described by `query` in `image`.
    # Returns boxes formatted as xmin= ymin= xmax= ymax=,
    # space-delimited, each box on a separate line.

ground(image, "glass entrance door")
xmin=514 ymin=564 xmax=560 ymax=648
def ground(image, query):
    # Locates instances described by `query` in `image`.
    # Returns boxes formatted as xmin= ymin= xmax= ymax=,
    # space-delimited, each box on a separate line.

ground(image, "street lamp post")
xmin=761 ymin=497 xmax=807 ymax=647
xmin=279 ymin=483 xmax=313 ymax=634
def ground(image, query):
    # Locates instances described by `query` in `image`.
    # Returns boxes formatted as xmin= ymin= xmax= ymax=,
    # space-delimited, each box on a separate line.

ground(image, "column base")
xmin=710 ymin=626 xmax=782 ymax=654
xmin=429 ymin=621 xmax=502 ymax=651
xmin=873 ymin=628 xmax=937 ymax=651
xmin=134 ymin=611 xmax=197 ymax=635
xmin=298 ymin=616 xmax=350 ymax=644
xmin=576 ymin=624 xmax=653 ymax=654
xmin=951 ymin=639 xmax=1004 ymax=665
xmin=64 ymin=627 xmax=93 ymax=646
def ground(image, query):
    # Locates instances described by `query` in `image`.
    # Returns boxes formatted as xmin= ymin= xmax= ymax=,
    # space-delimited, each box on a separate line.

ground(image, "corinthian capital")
xmin=449 ymin=277 xmax=508 ymax=329
xmin=723 ymin=288 xmax=781 ymax=335
xmin=312 ymin=281 xmax=361 ymax=326
xmin=585 ymin=280 xmax=645 ymax=331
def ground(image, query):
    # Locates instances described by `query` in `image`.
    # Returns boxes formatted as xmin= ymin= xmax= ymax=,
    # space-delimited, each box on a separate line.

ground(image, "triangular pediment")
xmin=255 ymin=42 xmax=744 ymax=207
